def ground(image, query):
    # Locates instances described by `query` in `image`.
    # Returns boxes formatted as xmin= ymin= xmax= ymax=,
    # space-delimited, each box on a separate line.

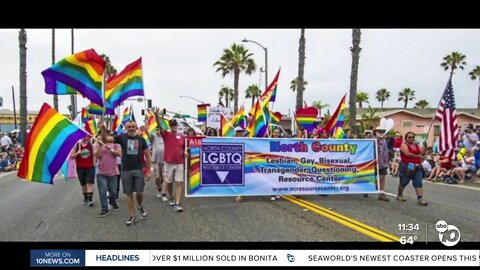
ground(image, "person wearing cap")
xmin=155 ymin=111 xmax=186 ymax=212
xmin=374 ymin=126 xmax=390 ymax=202
xmin=364 ymin=130 xmax=373 ymax=139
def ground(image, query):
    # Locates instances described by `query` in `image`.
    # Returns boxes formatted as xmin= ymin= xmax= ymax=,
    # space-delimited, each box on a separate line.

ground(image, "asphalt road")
xmin=0 ymin=172 xmax=478 ymax=243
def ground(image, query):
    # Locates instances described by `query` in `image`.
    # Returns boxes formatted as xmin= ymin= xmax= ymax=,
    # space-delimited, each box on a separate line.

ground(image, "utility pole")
xmin=70 ymin=29 xmax=77 ymax=119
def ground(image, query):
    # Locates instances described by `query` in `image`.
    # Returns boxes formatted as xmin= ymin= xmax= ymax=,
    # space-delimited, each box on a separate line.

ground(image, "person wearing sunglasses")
xmin=397 ymin=132 xmax=428 ymax=206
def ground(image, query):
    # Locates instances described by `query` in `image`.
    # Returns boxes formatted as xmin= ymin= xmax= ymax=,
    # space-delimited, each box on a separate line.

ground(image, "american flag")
xmin=435 ymin=78 xmax=458 ymax=159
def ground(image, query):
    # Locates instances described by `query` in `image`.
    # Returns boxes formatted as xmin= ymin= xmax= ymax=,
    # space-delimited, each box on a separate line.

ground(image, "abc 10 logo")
xmin=435 ymin=220 xmax=461 ymax=246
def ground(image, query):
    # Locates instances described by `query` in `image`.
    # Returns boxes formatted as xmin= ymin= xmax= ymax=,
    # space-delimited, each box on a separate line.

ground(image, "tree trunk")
xmin=19 ymin=29 xmax=27 ymax=147
xmin=296 ymin=29 xmax=306 ymax=111
xmin=348 ymin=29 xmax=361 ymax=135
xmin=404 ymin=100 xmax=408 ymax=109
xmin=381 ymin=100 xmax=384 ymax=109
xmin=52 ymin=29 xmax=58 ymax=110
xmin=233 ymin=68 xmax=240 ymax=112
xmin=477 ymin=78 xmax=480 ymax=109
xmin=251 ymin=97 xmax=255 ymax=108
xmin=225 ymin=92 xmax=229 ymax=108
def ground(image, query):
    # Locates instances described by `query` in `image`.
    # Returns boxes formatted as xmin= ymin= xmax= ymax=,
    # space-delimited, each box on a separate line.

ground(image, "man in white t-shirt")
xmin=151 ymin=127 xmax=165 ymax=198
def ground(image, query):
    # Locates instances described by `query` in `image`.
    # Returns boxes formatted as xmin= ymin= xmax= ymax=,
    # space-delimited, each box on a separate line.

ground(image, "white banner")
xmin=207 ymin=106 xmax=233 ymax=129
xmin=85 ymin=250 xmax=480 ymax=267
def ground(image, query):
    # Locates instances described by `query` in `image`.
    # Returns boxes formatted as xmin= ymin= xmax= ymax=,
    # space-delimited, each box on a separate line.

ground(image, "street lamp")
xmin=242 ymin=38 xmax=268 ymax=91
xmin=179 ymin=95 xmax=205 ymax=104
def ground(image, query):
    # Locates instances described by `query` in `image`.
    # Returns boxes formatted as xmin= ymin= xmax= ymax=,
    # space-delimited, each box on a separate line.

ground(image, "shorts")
xmin=121 ymin=170 xmax=145 ymax=194
xmin=399 ymin=162 xmax=423 ymax=188
xmin=77 ymin=167 xmax=95 ymax=185
xmin=164 ymin=163 xmax=184 ymax=183
xmin=153 ymin=162 xmax=164 ymax=178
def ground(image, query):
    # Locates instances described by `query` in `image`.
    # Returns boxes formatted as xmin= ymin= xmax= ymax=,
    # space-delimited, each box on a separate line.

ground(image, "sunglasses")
xmin=407 ymin=136 xmax=415 ymax=138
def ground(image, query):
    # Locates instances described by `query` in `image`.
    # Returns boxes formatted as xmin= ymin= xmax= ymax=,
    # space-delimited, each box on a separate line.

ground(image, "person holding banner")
xmin=154 ymin=110 xmax=186 ymax=213
xmin=397 ymin=132 xmax=428 ymax=206
xmin=374 ymin=126 xmax=390 ymax=202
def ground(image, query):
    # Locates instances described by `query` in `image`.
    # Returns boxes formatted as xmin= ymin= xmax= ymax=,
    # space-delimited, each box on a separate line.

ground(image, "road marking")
xmin=282 ymin=195 xmax=400 ymax=242
xmin=0 ymin=171 xmax=17 ymax=179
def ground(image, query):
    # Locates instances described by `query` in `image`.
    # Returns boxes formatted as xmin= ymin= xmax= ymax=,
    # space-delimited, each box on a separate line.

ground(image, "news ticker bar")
xmin=30 ymin=249 xmax=480 ymax=267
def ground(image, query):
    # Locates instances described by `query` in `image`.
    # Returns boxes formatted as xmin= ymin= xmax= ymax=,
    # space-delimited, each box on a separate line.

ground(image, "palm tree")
xmin=414 ymin=99 xmax=429 ymax=108
xmin=349 ymin=29 xmax=361 ymax=135
xmin=218 ymin=85 xmax=234 ymax=107
xmin=441 ymin=51 xmax=467 ymax=79
xmin=290 ymin=77 xmax=308 ymax=92
xmin=245 ymin=84 xmax=262 ymax=108
xmin=376 ymin=88 xmax=390 ymax=108
xmin=100 ymin=54 xmax=118 ymax=77
xmin=469 ymin=66 xmax=480 ymax=109
xmin=213 ymin=43 xmax=256 ymax=112
xmin=356 ymin=91 xmax=369 ymax=108
xmin=362 ymin=105 xmax=379 ymax=129
xmin=312 ymin=100 xmax=329 ymax=117
xmin=296 ymin=29 xmax=306 ymax=111
xmin=398 ymin=88 xmax=416 ymax=108
xmin=52 ymin=29 xmax=58 ymax=111
xmin=19 ymin=29 xmax=27 ymax=147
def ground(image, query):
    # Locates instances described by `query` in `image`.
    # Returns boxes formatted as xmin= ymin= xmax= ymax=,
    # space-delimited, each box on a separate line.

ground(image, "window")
xmin=401 ymin=120 xmax=413 ymax=128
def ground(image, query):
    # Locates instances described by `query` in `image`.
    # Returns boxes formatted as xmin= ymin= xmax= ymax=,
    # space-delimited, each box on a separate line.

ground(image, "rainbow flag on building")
xmin=105 ymin=58 xmax=144 ymax=109
xmin=17 ymin=103 xmax=87 ymax=184
xmin=41 ymin=49 xmax=105 ymax=106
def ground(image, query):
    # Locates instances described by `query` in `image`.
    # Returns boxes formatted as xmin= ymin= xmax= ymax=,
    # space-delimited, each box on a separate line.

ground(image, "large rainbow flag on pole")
xmin=105 ymin=58 xmax=144 ymax=109
xmin=41 ymin=49 xmax=106 ymax=106
xmin=18 ymin=103 xmax=88 ymax=184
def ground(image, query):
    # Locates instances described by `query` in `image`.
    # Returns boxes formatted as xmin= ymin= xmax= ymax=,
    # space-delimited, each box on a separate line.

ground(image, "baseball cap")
xmin=234 ymin=126 xmax=244 ymax=132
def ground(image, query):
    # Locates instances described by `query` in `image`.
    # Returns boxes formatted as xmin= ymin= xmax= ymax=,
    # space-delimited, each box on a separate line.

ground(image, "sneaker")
xmin=156 ymin=193 xmax=162 ymax=198
xmin=173 ymin=204 xmax=183 ymax=212
xmin=270 ymin=196 xmax=276 ymax=201
xmin=169 ymin=200 xmax=175 ymax=206
xmin=138 ymin=206 xmax=147 ymax=217
xmin=99 ymin=210 xmax=109 ymax=218
xmin=111 ymin=204 xmax=119 ymax=210
xmin=82 ymin=198 xmax=88 ymax=205
xmin=126 ymin=216 xmax=136 ymax=226
xmin=88 ymin=200 xmax=94 ymax=207
xmin=363 ymin=194 xmax=369 ymax=198
xmin=417 ymin=199 xmax=428 ymax=206
xmin=396 ymin=195 xmax=407 ymax=202
xmin=161 ymin=194 xmax=169 ymax=202
xmin=378 ymin=193 xmax=390 ymax=202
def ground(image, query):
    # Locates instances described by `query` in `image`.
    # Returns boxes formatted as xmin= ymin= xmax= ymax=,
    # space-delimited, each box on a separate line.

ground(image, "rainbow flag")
xmin=247 ymin=100 xmax=271 ymax=137
xmin=159 ymin=116 xmax=170 ymax=130
xmin=86 ymin=102 xmax=105 ymax=115
xmin=139 ymin=127 xmax=151 ymax=147
xmin=112 ymin=114 xmax=122 ymax=132
xmin=324 ymin=94 xmax=347 ymax=134
xmin=270 ymin=111 xmax=282 ymax=124
xmin=333 ymin=127 xmax=346 ymax=139
xmin=105 ymin=58 xmax=144 ymax=109
xmin=249 ymin=68 xmax=280 ymax=116
xmin=41 ymin=49 xmax=105 ymax=106
xmin=145 ymin=109 xmax=157 ymax=133
xmin=17 ymin=103 xmax=87 ymax=184
xmin=295 ymin=107 xmax=318 ymax=133
xmin=197 ymin=104 xmax=209 ymax=122
xmin=81 ymin=108 xmax=98 ymax=136
xmin=220 ymin=114 xmax=234 ymax=137
xmin=121 ymin=106 xmax=131 ymax=125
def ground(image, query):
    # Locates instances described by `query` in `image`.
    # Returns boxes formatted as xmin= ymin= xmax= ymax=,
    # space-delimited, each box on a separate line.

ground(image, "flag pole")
xmin=424 ymin=76 xmax=452 ymax=146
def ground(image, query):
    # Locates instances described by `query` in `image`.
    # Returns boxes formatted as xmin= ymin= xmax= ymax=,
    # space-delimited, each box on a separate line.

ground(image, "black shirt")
xmin=114 ymin=134 xmax=148 ymax=171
